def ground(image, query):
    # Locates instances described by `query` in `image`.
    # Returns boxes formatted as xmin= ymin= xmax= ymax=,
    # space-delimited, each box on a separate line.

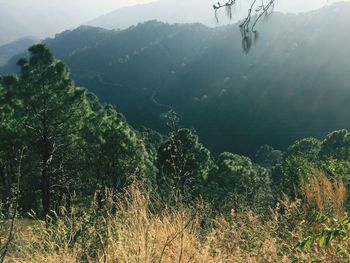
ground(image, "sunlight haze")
xmin=1 ymin=0 xmax=350 ymax=260
xmin=0 ymin=0 xmax=349 ymax=46
xmin=0 ymin=0 xmax=348 ymax=19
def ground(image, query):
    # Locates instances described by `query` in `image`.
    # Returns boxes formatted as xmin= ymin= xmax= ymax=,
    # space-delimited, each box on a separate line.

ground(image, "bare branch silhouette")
xmin=213 ymin=0 xmax=275 ymax=53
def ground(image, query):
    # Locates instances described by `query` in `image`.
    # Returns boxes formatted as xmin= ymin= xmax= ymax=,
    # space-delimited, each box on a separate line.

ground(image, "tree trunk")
xmin=41 ymin=139 xmax=51 ymax=218
xmin=41 ymin=160 xmax=50 ymax=217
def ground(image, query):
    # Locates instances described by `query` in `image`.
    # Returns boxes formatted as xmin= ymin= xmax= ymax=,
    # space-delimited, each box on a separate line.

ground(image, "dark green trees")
xmin=319 ymin=130 xmax=350 ymax=186
xmin=0 ymin=79 xmax=20 ymax=204
xmin=1 ymin=45 xmax=88 ymax=215
xmin=208 ymin=152 xmax=272 ymax=212
xmin=320 ymin=130 xmax=350 ymax=161
xmin=1 ymin=44 xmax=350 ymax=219
xmin=255 ymin=145 xmax=282 ymax=169
xmin=281 ymin=138 xmax=322 ymax=196
xmin=156 ymin=128 xmax=212 ymax=200
xmin=279 ymin=131 xmax=350 ymax=199
xmin=0 ymin=44 xmax=155 ymax=216
xmin=82 ymin=101 xmax=156 ymax=193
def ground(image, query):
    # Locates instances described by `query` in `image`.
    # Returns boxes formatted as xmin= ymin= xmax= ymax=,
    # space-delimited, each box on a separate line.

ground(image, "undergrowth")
xmin=3 ymin=172 xmax=350 ymax=263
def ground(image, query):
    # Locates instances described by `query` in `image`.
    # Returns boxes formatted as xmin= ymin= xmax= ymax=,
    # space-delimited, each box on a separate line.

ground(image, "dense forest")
xmin=1 ymin=2 xmax=350 ymax=262
xmin=1 ymin=43 xmax=350 ymax=262
xmin=2 ymin=2 xmax=350 ymax=156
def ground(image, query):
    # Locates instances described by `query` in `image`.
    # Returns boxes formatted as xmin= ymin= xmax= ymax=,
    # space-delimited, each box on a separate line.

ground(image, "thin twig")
xmin=0 ymin=148 xmax=25 ymax=263
xmin=158 ymin=213 xmax=196 ymax=263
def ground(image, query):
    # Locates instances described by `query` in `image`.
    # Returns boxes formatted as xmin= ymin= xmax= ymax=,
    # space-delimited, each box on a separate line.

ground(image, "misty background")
xmin=2 ymin=0 xmax=350 ymax=155
xmin=0 ymin=0 xmax=347 ymax=46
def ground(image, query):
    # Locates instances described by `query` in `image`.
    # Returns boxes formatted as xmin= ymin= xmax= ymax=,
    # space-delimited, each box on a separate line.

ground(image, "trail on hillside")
xmin=73 ymin=68 xmax=175 ymax=113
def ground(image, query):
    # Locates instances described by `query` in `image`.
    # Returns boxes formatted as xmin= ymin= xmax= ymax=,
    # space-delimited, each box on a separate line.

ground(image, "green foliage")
xmin=139 ymin=127 xmax=167 ymax=164
xmin=81 ymin=101 xmax=156 ymax=193
xmin=0 ymin=44 xmax=156 ymax=216
xmin=280 ymin=133 xmax=350 ymax=199
xmin=280 ymin=138 xmax=322 ymax=197
xmin=320 ymin=130 xmax=350 ymax=161
xmin=300 ymin=212 xmax=350 ymax=249
xmin=1 ymin=45 xmax=350 ymax=257
xmin=2 ymin=11 xmax=350 ymax=156
xmin=1 ymin=44 xmax=90 ymax=215
xmin=156 ymin=128 xmax=212 ymax=201
xmin=281 ymin=155 xmax=316 ymax=197
xmin=285 ymin=138 xmax=321 ymax=162
xmin=207 ymin=152 xmax=272 ymax=213
xmin=255 ymin=144 xmax=283 ymax=169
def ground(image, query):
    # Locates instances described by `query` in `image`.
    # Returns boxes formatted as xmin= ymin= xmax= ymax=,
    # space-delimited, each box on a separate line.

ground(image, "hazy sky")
xmin=0 ymin=0 xmax=348 ymax=20
xmin=66 ymin=0 xmax=348 ymax=17
xmin=0 ymin=0 xmax=156 ymax=19
xmin=0 ymin=0 xmax=348 ymax=45
xmin=274 ymin=0 xmax=348 ymax=13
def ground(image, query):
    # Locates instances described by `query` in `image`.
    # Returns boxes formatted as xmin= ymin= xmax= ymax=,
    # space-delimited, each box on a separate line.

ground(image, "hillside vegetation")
xmin=2 ymin=2 xmax=350 ymax=156
xmin=1 ymin=44 xmax=350 ymax=262
xmin=0 ymin=37 xmax=39 ymax=66
xmin=2 ymin=3 xmax=350 ymax=261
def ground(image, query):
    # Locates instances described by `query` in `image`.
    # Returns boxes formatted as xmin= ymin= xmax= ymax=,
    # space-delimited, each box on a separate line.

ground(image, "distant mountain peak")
xmin=2 ymin=2 xmax=350 ymax=155
xmin=87 ymin=0 xmax=221 ymax=30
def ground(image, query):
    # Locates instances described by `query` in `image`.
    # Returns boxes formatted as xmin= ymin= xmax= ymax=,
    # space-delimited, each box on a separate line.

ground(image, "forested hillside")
xmin=1 ymin=44 xmax=350 ymax=262
xmin=2 ymin=0 xmax=350 ymax=261
xmin=0 ymin=37 xmax=38 ymax=66
xmin=88 ymin=0 xmax=224 ymax=29
xmin=2 ymin=2 xmax=349 ymax=156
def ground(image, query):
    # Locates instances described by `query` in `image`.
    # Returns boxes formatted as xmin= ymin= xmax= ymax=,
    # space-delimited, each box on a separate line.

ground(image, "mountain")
xmin=87 ymin=0 xmax=344 ymax=31
xmin=88 ymin=0 xmax=231 ymax=29
xmin=2 ymin=2 xmax=350 ymax=156
xmin=0 ymin=2 xmax=73 ymax=45
xmin=0 ymin=0 xmax=115 ymax=46
xmin=0 ymin=37 xmax=39 ymax=66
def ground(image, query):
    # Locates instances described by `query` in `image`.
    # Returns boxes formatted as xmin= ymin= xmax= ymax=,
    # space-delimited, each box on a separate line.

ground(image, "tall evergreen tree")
xmin=81 ymin=96 xmax=157 ymax=196
xmin=207 ymin=152 xmax=272 ymax=213
xmin=1 ymin=44 xmax=158 ymax=215
xmin=157 ymin=128 xmax=212 ymax=201
xmin=1 ymin=44 xmax=89 ymax=216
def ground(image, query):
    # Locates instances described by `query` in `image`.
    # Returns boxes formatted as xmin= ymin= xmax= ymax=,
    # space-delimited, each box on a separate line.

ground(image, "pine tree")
xmin=1 ymin=44 xmax=89 ymax=216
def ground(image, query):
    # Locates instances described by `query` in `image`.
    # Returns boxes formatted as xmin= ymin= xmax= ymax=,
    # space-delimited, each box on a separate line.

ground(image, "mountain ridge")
xmin=87 ymin=0 xmax=221 ymax=30
xmin=2 ymin=2 xmax=350 ymax=156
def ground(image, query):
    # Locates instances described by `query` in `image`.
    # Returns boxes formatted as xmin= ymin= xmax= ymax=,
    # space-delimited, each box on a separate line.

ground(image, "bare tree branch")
xmin=213 ymin=0 xmax=275 ymax=53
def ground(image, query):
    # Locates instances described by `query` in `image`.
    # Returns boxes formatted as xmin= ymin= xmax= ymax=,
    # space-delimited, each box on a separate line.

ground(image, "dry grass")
xmin=3 ymin=180 xmax=350 ymax=263
xmin=301 ymin=170 xmax=346 ymax=215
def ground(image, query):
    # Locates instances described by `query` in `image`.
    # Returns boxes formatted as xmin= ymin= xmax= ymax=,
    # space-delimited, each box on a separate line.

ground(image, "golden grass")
xmin=301 ymin=170 xmax=346 ymax=215
xmin=3 ymin=180 xmax=350 ymax=263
